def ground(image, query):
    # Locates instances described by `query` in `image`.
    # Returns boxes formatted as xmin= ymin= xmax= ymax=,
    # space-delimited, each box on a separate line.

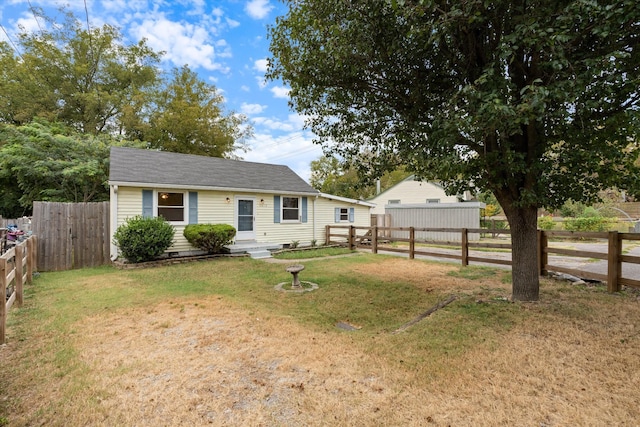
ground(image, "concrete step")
xmin=246 ymin=249 xmax=273 ymax=259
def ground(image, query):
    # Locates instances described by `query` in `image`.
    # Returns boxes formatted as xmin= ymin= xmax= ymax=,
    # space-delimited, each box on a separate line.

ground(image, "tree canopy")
xmin=0 ymin=8 xmax=249 ymax=158
xmin=310 ymin=155 xmax=408 ymax=199
xmin=0 ymin=120 xmax=142 ymax=216
xmin=268 ymin=0 xmax=640 ymax=300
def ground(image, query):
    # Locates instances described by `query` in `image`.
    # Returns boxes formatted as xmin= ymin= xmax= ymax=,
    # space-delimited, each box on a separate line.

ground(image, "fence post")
xmin=409 ymin=227 xmax=415 ymax=259
xmin=15 ymin=244 xmax=23 ymax=307
xmin=349 ymin=226 xmax=356 ymax=250
xmin=607 ymin=231 xmax=621 ymax=293
xmin=538 ymin=230 xmax=548 ymax=276
xmin=325 ymin=225 xmax=330 ymax=246
xmin=0 ymin=257 xmax=6 ymax=344
xmin=372 ymin=225 xmax=378 ymax=254
xmin=461 ymin=228 xmax=469 ymax=266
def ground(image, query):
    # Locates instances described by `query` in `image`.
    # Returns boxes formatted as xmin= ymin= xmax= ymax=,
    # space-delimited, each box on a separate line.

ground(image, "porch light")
xmin=225 ymin=197 xmax=231 ymax=204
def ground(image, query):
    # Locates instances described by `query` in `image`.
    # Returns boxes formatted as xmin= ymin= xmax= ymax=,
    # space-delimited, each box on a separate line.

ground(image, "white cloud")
xmin=240 ymin=131 xmax=322 ymax=181
xmin=226 ymin=17 xmax=240 ymax=28
xmin=270 ymin=86 xmax=290 ymax=99
xmin=255 ymin=76 xmax=267 ymax=89
xmin=240 ymin=103 xmax=266 ymax=115
xmin=254 ymin=58 xmax=268 ymax=73
xmin=241 ymin=85 xmax=250 ymax=92
xmin=129 ymin=16 xmax=229 ymax=72
xmin=245 ymin=0 xmax=273 ymax=20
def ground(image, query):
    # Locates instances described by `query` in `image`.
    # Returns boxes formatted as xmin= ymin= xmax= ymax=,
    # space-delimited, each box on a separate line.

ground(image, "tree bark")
xmin=503 ymin=204 xmax=540 ymax=301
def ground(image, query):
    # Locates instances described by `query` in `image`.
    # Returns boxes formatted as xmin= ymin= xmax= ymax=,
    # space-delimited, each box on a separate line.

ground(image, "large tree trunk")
xmin=502 ymin=205 xmax=540 ymax=301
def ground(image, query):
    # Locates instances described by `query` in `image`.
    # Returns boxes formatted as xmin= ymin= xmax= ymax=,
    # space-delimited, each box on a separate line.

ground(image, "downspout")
xmin=313 ymin=195 xmax=318 ymax=243
xmin=110 ymin=185 xmax=118 ymax=261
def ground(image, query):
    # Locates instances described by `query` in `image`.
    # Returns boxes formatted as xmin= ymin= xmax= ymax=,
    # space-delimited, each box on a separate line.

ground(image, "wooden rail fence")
xmin=1 ymin=236 xmax=36 ymax=344
xmin=326 ymin=225 xmax=640 ymax=293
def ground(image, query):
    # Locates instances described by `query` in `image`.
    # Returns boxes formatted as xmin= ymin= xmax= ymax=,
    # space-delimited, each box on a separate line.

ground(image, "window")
xmin=158 ymin=192 xmax=184 ymax=222
xmin=388 ymin=199 xmax=400 ymax=204
xmin=335 ymin=207 xmax=355 ymax=223
xmin=426 ymin=199 xmax=440 ymax=203
xmin=281 ymin=197 xmax=300 ymax=222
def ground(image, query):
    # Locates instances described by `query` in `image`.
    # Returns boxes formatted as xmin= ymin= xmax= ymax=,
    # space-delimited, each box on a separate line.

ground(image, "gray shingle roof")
xmin=109 ymin=147 xmax=319 ymax=195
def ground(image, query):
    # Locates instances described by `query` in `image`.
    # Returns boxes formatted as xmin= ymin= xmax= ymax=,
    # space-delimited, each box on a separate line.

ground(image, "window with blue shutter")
xmin=188 ymin=192 xmax=198 ymax=224
xmin=349 ymin=207 xmax=355 ymax=223
xmin=142 ymin=190 xmax=153 ymax=218
xmin=335 ymin=208 xmax=341 ymax=222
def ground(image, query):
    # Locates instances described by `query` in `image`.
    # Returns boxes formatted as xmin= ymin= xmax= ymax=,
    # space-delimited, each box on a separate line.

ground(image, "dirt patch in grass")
xmin=351 ymin=258 xmax=510 ymax=293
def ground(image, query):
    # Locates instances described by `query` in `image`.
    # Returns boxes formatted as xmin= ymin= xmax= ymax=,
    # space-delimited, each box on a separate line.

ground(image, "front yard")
xmin=1 ymin=254 xmax=639 ymax=426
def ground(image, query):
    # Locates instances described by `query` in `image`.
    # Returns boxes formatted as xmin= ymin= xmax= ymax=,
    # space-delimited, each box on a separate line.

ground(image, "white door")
xmin=235 ymin=197 xmax=256 ymax=241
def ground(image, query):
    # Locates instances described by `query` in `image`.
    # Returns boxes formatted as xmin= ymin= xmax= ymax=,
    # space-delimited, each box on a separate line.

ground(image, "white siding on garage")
xmin=369 ymin=178 xmax=459 ymax=215
xmin=385 ymin=202 xmax=485 ymax=241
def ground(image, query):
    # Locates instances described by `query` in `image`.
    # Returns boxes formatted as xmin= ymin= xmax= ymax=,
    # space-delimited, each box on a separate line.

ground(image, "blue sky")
xmin=0 ymin=0 xmax=324 ymax=182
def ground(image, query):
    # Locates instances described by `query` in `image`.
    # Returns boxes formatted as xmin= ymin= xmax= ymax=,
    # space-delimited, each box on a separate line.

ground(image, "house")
xmin=368 ymin=175 xmax=468 ymax=215
xmin=108 ymin=147 xmax=374 ymax=259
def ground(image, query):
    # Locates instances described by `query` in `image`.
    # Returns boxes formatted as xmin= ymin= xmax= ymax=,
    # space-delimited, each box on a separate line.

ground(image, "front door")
xmin=235 ymin=197 xmax=256 ymax=241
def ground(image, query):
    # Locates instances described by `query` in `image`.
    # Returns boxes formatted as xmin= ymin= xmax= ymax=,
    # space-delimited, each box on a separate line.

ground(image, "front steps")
xmin=228 ymin=241 xmax=281 ymax=259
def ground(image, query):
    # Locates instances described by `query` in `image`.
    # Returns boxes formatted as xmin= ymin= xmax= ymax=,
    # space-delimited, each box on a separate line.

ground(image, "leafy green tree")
xmin=1 ymin=9 xmax=248 ymax=160
xmin=310 ymin=155 xmax=408 ymax=199
xmin=144 ymin=66 xmax=251 ymax=157
xmin=0 ymin=120 xmax=142 ymax=215
xmin=6 ymin=10 xmax=160 ymax=135
xmin=268 ymin=0 xmax=640 ymax=301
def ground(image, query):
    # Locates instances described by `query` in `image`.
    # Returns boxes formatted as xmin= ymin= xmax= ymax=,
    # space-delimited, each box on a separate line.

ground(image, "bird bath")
xmin=274 ymin=264 xmax=318 ymax=293
xmin=285 ymin=264 xmax=305 ymax=289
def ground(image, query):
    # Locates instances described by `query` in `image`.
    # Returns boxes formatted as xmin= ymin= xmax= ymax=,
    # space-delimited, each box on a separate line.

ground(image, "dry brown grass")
xmin=2 ymin=256 xmax=639 ymax=426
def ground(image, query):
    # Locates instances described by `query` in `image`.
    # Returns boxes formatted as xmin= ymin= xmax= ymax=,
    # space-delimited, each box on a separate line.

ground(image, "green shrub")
xmin=564 ymin=216 xmax=612 ymax=232
xmin=113 ymin=215 xmax=175 ymax=263
xmin=537 ymin=216 xmax=555 ymax=230
xmin=183 ymin=224 xmax=236 ymax=253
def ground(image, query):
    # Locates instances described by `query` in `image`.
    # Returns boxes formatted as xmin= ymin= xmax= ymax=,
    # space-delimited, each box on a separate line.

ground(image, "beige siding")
xmin=113 ymin=187 xmax=371 ymax=258
xmin=313 ymin=197 xmax=371 ymax=243
xmin=369 ymin=179 xmax=458 ymax=215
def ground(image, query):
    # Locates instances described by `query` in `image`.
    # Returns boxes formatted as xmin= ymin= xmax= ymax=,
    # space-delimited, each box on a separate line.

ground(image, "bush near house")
xmin=184 ymin=224 xmax=236 ymax=254
xmin=113 ymin=215 xmax=175 ymax=263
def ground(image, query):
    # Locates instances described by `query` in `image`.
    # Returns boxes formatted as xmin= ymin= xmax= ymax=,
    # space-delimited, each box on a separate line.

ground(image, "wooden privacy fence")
xmin=31 ymin=201 xmax=110 ymax=271
xmin=326 ymin=225 xmax=640 ymax=293
xmin=1 ymin=236 xmax=36 ymax=344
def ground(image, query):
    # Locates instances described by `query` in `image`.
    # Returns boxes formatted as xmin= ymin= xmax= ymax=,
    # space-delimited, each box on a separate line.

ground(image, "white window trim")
xmin=338 ymin=207 xmax=349 ymax=222
xmin=281 ymin=196 xmax=301 ymax=223
xmin=155 ymin=190 xmax=188 ymax=225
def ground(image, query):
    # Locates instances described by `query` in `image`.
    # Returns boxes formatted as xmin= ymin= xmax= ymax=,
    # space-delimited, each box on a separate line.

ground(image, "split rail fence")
xmin=326 ymin=225 xmax=640 ymax=293
xmin=1 ymin=236 xmax=37 ymax=344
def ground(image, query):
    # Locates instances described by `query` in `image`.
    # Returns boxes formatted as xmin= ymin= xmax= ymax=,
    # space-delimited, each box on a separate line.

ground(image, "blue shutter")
xmin=188 ymin=192 xmax=198 ymax=224
xmin=301 ymin=197 xmax=308 ymax=223
xmin=142 ymin=190 xmax=153 ymax=218
xmin=274 ymin=195 xmax=281 ymax=223
xmin=335 ymin=208 xmax=340 ymax=223
xmin=349 ymin=207 xmax=355 ymax=223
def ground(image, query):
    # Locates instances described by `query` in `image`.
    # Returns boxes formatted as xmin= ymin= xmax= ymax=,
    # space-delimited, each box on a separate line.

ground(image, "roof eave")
xmin=109 ymin=181 xmax=320 ymax=196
